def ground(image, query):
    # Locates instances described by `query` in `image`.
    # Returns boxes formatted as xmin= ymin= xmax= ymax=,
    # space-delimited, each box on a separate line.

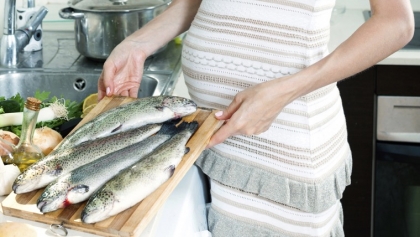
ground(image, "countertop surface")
xmin=0 ymin=196 xmax=100 ymax=237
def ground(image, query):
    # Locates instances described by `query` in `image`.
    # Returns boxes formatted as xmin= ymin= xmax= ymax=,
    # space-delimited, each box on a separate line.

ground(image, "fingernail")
xmin=106 ymin=87 xmax=111 ymax=96
xmin=215 ymin=111 xmax=223 ymax=117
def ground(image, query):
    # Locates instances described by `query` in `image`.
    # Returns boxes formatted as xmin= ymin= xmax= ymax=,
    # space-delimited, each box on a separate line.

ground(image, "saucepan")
xmin=59 ymin=0 xmax=171 ymax=60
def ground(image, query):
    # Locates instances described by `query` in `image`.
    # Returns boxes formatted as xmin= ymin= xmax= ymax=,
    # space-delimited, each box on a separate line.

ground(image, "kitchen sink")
xmin=363 ymin=11 xmax=420 ymax=49
xmin=0 ymin=31 xmax=181 ymax=136
xmin=0 ymin=71 xmax=161 ymax=103
xmin=0 ymin=31 xmax=181 ymax=103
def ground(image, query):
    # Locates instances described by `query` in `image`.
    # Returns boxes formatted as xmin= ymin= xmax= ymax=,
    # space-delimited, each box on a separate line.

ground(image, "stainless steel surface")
xmin=377 ymin=96 xmax=420 ymax=143
xmin=0 ymin=71 xmax=159 ymax=102
xmin=3 ymin=0 xmax=16 ymax=35
xmin=0 ymin=0 xmax=48 ymax=67
xmin=68 ymin=0 xmax=169 ymax=12
xmin=14 ymin=7 xmax=48 ymax=51
xmin=0 ymin=31 xmax=183 ymax=102
xmin=27 ymin=0 xmax=35 ymax=8
xmin=363 ymin=10 xmax=420 ymax=50
xmin=59 ymin=0 xmax=170 ymax=60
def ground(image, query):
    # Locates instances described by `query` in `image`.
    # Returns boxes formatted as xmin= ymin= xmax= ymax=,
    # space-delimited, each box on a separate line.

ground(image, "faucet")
xmin=0 ymin=0 xmax=48 ymax=67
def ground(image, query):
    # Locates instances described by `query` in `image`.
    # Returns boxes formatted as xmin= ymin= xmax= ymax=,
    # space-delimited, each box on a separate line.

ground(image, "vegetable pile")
xmin=0 ymin=91 xmax=83 ymax=137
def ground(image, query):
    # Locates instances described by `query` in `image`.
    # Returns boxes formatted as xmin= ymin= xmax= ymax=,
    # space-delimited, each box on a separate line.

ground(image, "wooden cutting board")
xmin=1 ymin=96 xmax=222 ymax=237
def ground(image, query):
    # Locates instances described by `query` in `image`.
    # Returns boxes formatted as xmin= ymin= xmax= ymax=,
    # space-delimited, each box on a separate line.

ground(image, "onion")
xmin=0 ymin=130 xmax=19 ymax=146
xmin=0 ymin=130 xmax=19 ymax=157
xmin=33 ymin=127 xmax=63 ymax=156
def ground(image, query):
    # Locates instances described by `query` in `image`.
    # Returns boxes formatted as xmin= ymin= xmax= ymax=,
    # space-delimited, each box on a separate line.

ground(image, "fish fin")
xmin=71 ymin=184 xmax=90 ymax=193
xmin=111 ymin=124 xmax=123 ymax=133
xmin=165 ymin=165 xmax=176 ymax=178
xmin=184 ymin=147 xmax=190 ymax=155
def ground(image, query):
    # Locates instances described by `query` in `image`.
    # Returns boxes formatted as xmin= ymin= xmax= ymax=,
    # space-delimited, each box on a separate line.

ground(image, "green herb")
xmin=0 ymin=90 xmax=83 ymax=137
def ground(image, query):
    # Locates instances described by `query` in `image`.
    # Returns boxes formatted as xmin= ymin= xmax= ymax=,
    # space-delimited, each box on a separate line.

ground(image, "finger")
xmin=97 ymin=72 xmax=106 ymax=101
xmin=128 ymin=88 xmax=139 ymax=98
xmin=120 ymin=90 xmax=129 ymax=97
xmin=216 ymin=96 xmax=243 ymax=120
xmin=102 ymin=60 xmax=116 ymax=96
xmin=206 ymin=121 xmax=239 ymax=148
xmin=114 ymin=81 xmax=141 ymax=97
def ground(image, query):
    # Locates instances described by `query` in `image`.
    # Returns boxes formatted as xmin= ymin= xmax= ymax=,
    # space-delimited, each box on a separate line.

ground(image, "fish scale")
xmin=36 ymin=121 xmax=184 ymax=213
xmin=13 ymin=123 xmax=162 ymax=194
xmin=12 ymin=95 xmax=197 ymax=194
xmin=55 ymin=96 xmax=197 ymax=152
xmin=81 ymin=121 xmax=198 ymax=224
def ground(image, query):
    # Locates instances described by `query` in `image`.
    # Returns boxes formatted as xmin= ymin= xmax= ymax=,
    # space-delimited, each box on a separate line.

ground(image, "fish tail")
xmin=177 ymin=121 xmax=199 ymax=133
xmin=157 ymin=119 xmax=181 ymax=136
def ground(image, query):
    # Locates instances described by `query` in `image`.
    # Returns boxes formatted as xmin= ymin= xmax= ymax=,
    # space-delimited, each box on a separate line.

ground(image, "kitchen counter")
xmin=0 ymin=196 xmax=101 ymax=237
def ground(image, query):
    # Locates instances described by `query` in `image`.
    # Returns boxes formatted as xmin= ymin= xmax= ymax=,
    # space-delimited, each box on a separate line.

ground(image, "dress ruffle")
xmin=195 ymin=149 xmax=352 ymax=213
xmin=208 ymin=204 xmax=345 ymax=237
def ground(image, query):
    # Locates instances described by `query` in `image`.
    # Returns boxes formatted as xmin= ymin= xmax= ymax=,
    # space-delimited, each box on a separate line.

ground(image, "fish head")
xmin=12 ymin=163 xmax=54 ymax=194
xmin=37 ymin=181 xmax=71 ymax=213
xmin=81 ymin=190 xmax=115 ymax=224
xmin=162 ymin=96 xmax=197 ymax=118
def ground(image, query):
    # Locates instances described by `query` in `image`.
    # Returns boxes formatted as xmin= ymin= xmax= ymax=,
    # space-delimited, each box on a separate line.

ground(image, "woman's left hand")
xmin=206 ymin=0 xmax=415 ymax=149
xmin=207 ymin=77 xmax=297 ymax=148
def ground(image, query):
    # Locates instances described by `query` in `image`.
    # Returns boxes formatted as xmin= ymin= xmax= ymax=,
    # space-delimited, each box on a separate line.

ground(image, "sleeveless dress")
xmin=181 ymin=0 xmax=351 ymax=236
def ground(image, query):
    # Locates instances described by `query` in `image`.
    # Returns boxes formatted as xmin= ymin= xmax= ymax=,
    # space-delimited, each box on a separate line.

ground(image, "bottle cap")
xmin=25 ymin=97 xmax=41 ymax=111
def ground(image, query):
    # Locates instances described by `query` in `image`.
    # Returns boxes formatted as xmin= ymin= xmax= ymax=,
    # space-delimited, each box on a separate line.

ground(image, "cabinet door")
xmin=377 ymin=65 xmax=420 ymax=96
xmin=337 ymin=66 xmax=375 ymax=237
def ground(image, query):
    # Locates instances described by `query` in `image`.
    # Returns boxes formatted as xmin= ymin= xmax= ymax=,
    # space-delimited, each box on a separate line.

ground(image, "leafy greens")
xmin=0 ymin=90 xmax=82 ymax=137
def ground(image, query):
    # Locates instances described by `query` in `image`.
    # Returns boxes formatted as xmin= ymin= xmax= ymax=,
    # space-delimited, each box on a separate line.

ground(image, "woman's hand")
xmin=206 ymin=0 xmax=414 ymax=148
xmin=207 ymin=77 xmax=299 ymax=148
xmin=97 ymin=0 xmax=203 ymax=101
xmin=98 ymin=41 xmax=148 ymax=100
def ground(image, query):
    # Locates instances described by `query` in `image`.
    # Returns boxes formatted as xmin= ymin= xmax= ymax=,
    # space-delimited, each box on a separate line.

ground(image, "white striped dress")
xmin=181 ymin=0 xmax=352 ymax=236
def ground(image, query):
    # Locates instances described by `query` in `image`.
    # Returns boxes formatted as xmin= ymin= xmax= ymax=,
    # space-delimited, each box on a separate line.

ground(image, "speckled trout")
xmin=81 ymin=121 xmax=198 ymax=223
xmin=54 ymin=96 xmax=197 ymax=152
xmin=37 ymin=121 xmax=183 ymax=213
xmin=13 ymin=123 xmax=164 ymax=194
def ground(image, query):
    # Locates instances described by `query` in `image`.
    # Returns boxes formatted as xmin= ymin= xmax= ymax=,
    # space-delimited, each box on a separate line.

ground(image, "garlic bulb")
xmin=0 ymin=164 xmax=20 ymax=196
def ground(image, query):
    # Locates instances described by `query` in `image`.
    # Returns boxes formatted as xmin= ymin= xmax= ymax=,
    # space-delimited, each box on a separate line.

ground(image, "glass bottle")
xmin=11 ymin=97 xmax=44 ymax=172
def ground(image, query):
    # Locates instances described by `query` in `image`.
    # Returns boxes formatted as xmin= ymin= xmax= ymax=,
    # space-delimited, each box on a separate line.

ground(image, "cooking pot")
xmin=59 ymin=0 xmax=171 ymax=60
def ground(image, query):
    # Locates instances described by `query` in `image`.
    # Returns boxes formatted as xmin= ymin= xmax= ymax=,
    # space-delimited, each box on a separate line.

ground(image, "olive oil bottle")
xmin=10 ymin=97 xmax=44 ymax=172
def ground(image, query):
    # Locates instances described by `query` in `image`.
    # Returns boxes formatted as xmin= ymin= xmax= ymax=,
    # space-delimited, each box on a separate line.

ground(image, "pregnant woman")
xmin=98 ymin=0 xmax=414 ymax=236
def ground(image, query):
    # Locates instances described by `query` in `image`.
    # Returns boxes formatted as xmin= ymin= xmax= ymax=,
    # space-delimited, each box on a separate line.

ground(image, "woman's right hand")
xmin=97 ymin=0 xmax=203 ymax=100
xmin=97 ymin=40 xmax=148 ymax=100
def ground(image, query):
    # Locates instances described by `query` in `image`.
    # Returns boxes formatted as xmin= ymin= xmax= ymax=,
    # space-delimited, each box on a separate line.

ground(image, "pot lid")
xmin=68 ymin=0 xmax=170 ymax=12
